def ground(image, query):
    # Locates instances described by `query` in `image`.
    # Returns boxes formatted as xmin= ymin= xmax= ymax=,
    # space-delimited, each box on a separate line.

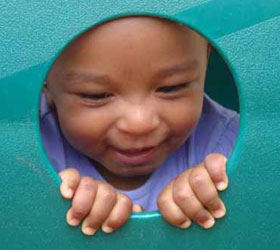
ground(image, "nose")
xmin=116 ymin=104 xmax=160 ymax=136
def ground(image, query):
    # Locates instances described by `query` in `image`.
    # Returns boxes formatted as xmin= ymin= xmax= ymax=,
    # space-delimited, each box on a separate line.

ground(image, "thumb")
xmin=132 ymin=204 xmax=144 ymax=212
xmin=59 ymin=168 xmax=80 ymax=199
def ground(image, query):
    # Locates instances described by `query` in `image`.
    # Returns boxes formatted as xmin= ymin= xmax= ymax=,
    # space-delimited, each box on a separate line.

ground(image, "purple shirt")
xmin=40 ymin=94 xmax=239 ymax=211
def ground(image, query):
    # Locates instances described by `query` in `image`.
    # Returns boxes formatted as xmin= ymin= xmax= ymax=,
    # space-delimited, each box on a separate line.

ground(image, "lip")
xmin=112 ymin=146 xmax=158 ymax=165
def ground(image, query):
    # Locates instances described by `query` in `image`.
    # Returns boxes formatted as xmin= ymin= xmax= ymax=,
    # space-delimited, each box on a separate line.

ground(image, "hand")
xmin=59 ymin=168 xmax=133 ymax=235
xmin=157 ymin=153 xmax=228 ymax=229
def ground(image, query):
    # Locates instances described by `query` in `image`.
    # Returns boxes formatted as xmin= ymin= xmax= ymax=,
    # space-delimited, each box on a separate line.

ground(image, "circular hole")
xmin=39 ymin=16 xmax=239 ymax=220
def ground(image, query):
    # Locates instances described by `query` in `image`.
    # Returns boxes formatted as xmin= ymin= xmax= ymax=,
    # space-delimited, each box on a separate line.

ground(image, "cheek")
xmin=56 ymin=107 xmax=114 ymax=154
xmin=162 ymin=96 xmax=203 ymax=137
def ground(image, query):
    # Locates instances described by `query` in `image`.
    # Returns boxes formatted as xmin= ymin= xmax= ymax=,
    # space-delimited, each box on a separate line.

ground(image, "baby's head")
xmin=45 ymin=16 xmax=211 ymax=183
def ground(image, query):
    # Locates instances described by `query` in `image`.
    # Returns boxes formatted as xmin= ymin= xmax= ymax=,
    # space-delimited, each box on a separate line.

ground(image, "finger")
xmin=66 ymin=176 xmax=98 ymax=226
xmin=81 ymin=183 xmax=117 ymax=236
xmin=205 ymin=153 xmax=228 ymax=191
xmin=157 ymin=181 xmax=191 ymax=229
xmin=189 ymin=165 xmax=226 ymax=219
xmin=102 ymin=193 xmax=133 ymax=233
xmin=59 ymin=168 xmax=80 ymax=199
xmin=132 ymin=204 xmax=144 ymax=212
xmin=173 ymin=169 xmax=215 ymax=229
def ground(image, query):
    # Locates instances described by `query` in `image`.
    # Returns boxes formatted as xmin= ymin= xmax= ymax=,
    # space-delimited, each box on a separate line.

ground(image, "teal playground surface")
xmin=0 ymin=0 xmax=280 ymax=249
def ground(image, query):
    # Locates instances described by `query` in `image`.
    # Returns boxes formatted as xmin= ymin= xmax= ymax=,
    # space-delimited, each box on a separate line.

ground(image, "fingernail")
xmin=67 ymin=217 xmax=80 ymax=226
xmin=102 ymin=226 xmax=114 ymax=233
xmin=213 ymin=208 xmax=226 ymax=218
xmin=65 ymin=188 xmax=73 ymax=198
xmin=82 ymin=226 xmax=97 ymax=236
xmin=61 ymin=183 xmax=74 ymax=198
xmin=203 ymin=218 xmax=215 ymax=229
xmin=180 ymin=220 xmax=192 ymax=229
xmin=217 ymin=182 xmax=227 ymax=191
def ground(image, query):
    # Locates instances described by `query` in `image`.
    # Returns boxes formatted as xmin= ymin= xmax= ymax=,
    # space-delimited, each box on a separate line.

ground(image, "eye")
xmin=156 ymin=82 xmax=190 ymax=93
xmin=79 ymin=93 xmax=113 ymax=101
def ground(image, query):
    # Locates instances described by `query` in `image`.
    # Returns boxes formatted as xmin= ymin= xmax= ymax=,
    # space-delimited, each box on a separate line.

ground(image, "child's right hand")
xmin=59 ymin=168 xmax=134 ymax=236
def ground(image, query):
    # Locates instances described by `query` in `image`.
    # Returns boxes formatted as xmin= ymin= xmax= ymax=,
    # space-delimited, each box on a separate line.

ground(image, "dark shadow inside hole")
xmin=205 ymin=49 xmax=239 ymax=112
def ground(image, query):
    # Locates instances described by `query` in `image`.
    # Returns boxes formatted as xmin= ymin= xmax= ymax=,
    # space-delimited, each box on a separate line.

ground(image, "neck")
xmin=91 ymin=160 xmax=150 ymax=191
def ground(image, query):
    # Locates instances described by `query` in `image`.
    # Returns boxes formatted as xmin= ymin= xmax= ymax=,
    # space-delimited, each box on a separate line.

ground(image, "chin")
xmin=111 ymin=162 xmax=160 ymax=177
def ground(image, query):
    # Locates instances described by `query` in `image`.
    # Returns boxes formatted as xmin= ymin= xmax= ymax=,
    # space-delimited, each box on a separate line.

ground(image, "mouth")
xmin=112 ymin=146 xmax=159 ymax=166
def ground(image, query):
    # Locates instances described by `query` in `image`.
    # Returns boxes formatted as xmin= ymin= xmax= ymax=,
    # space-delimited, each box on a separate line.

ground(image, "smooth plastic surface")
xmin=0 ymin=0 xmax=280 ymax=249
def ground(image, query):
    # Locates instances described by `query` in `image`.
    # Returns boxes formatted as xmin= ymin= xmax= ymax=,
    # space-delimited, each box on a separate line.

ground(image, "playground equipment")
xmin=1 ymin=0 xmax=280 ymax=249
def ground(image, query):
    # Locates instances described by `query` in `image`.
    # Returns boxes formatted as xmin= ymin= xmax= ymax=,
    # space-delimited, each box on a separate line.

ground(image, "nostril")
xmin=116 ymin=111 xmax=160 ymax=135
xmin=117 ymin=121 xmax=159 ymax=135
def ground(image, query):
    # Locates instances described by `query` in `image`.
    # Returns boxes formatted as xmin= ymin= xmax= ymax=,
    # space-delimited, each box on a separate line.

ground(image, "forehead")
xmin=73 ymin=17 xmax=192 ymax=44
xmin=57 ymin=16 xmax=205 ymax=61
xmin=48 ymin=17 xmax=208 ymax=86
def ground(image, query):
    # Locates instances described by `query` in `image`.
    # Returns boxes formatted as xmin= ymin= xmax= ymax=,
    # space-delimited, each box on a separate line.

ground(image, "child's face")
xmin=45 ymin=17 xmax=210 ymax=178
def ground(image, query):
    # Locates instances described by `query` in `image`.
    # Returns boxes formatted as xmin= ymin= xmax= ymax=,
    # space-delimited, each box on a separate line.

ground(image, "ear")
xmin=43 ymin=82 xmax=55 ymax=108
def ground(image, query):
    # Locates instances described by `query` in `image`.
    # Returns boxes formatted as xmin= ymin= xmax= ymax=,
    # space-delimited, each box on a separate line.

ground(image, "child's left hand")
xmin=157 ymin=153 xmax=228 ymax=229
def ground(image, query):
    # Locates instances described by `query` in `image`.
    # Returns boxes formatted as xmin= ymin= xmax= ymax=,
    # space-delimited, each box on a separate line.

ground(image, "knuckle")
xmin=162 ymin=214 xmax=185 ymax=226
xmin=64 ymin=173 xmax=80 ymax=188
xmin=118 ymin=193 xmax=132 ymax=207
xmin=80 ymin=176 xmax=96 ymax=191
xmin=205 ymin=154 xmax=227 ymax=183
xmin=68 ymin=167 xmax=80 ymax=175
xmin=99 ymin=186 xmax=117 ymax=204
xmin=62 ymin=168 xmax=79 ymax=178
xmin=190 ymin=174 xmax=206 ymax=189
xmin=67 ymin=179 xmax=79 ymax=190
xmin=205 ymin=153 xmax=227 ymax=167
xmin=157 ymin=195 xmax=170 ymax=209
xmin=205 ymin=197 xmax=220 ymax=210
xmin=105 ymin=195 xmax=132 ymax=229
xmin=173 ymin=191 xmax=195 ymax=206
xmin=157 ymin=200 xmax=186 ymax=226
xmin=192 ymin=209 xmax=210 ymax=223
xmin=86 ymin=216 xmax=104 ymax=227
xmin=67 ymin=176 xmax=77 ymax=184
xmin=107 ymin=215 xmax=128 ymax=229
xmin=106 ymin=219 xmax=119 ymax=229
xmin=72 ymin=207 xmax=88 ymax=219
xmin=171 ymin=217 xmax=188 ymax=226
xmin=161 ymin=210 xmax=186 ymax=226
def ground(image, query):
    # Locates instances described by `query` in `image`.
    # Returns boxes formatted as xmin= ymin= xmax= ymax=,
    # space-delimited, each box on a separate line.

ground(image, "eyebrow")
xmin=62 ymin=60 xmax=199 ymax=85
xmin=155 ymin=60 xmax=199 ymax=79
xmin=63 ymin=71 xmax=110 ymax=85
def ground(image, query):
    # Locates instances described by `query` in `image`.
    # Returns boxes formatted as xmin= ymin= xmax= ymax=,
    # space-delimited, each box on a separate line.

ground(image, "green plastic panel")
xmin=0 ymin=0 xmax=280 ymax=249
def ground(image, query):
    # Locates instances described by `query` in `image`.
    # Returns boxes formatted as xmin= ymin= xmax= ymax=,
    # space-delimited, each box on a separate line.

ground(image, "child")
xmin=40 ymin=16 xmax=239 ymax=236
